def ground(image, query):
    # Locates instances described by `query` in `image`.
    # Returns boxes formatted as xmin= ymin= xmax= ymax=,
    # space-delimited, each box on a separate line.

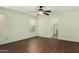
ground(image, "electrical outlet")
xmin=6 ymin=37 xmax=8 ymax=40
xmin=69 ymin=36 xmax=71 ymax=38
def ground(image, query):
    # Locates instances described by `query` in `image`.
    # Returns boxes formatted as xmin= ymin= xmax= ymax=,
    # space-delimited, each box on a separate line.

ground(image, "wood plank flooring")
xmin=0 ymin=37 xmax=79 ymax=53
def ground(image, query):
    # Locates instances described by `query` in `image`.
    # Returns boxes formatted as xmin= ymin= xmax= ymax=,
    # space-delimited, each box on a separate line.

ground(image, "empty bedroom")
xmin=0 ymin=6 xmax=79 ymax=53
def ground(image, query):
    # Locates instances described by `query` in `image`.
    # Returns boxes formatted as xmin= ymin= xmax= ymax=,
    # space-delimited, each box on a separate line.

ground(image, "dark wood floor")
xmin=0 ymin=36 xmax=79 ymax=53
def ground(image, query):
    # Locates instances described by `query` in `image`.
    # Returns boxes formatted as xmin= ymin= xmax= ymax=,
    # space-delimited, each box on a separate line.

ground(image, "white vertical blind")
xmin=30 ymin=19 xmax=36 ymax=26
xmin=30 ymin=19 xmax=36 ymax=32
xmin=50 ymin=16 xmax=59 ymax=38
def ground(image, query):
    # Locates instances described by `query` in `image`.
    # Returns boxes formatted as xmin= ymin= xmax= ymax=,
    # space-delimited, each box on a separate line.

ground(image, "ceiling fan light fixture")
xmin=38 ymin=11 xmax=43 ymax=15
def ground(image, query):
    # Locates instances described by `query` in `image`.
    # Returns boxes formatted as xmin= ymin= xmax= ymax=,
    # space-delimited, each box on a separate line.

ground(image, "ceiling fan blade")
xmin=44 ymin=10 xmax=51 ymax=13
xmin=43 ymin=12 xmax=50 ymax=15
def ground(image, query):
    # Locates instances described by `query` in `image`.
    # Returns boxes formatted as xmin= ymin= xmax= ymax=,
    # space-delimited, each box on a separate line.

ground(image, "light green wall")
xmin=37 ymin=16 xmax=53 ymax=38
xmin=0 ymin=7 xmax=36 ymax=45
xmin=1 ymin=7 xmax=79 ymax=45
xmin=58 ymin=11 xmax=79 ymax=42
xmin=37 ymin=11 xmax=79 ymax=42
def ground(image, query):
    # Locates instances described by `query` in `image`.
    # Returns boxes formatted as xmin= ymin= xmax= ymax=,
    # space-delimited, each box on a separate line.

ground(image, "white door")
xmin=0 ymin=15 xmax=7 ymax=45
xmin=0 ymin=15 xmax=5 ymax=37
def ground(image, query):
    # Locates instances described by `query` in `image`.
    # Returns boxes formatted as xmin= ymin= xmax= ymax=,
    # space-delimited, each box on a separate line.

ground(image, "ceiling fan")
xmin=37 ymin=6 xmax=51 ymax=15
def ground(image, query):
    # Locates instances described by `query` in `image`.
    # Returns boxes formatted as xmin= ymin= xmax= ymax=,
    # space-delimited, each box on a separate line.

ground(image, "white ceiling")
xmin=1 ymin=6 xmax=79 ymax=16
